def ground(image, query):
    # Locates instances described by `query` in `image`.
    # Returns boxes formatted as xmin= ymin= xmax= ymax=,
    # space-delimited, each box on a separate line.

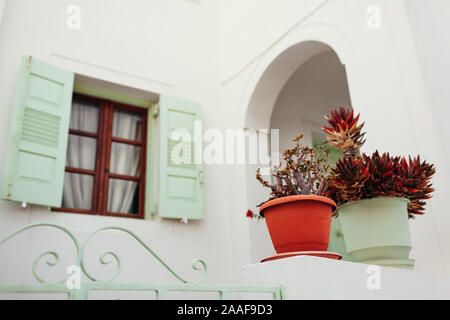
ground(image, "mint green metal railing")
xmin=0 ymin=222 xmax=284 ymax=300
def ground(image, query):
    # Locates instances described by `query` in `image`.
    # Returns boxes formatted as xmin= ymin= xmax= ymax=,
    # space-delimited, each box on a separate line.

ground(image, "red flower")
xmin=246 ymin=209 xmax=254 ymax=218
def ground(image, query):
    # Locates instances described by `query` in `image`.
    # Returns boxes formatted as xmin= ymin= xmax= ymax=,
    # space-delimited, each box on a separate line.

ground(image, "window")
xmin=53 ymin=94 xmax=148 ymax=219
xmin=3 ymin=56 xmax=204 ymax=220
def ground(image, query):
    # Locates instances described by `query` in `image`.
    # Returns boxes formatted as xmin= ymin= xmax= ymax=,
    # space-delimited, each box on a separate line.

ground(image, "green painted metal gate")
xmin=0 ymin=223 xmax=284 ymax=300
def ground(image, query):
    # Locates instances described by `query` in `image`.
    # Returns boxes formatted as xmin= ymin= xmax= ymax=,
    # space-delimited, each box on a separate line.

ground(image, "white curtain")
xmin=63 ymin=102 xmax=142 ymax=214
xmin=63 ymin=100 xmax=98 ymax=210
xmin=107 ymin=111 xmax=142 ymax=213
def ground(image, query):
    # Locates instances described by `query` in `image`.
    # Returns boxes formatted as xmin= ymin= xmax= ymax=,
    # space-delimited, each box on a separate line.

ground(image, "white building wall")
xmin=0 ymin=0 xmax=449 ymax=299
xmin=220 ymin=0 xmax=450 ymax=274
xmin=0 ymin=0 xmax=5 ymax=26
xmin=403 ymin=0 xmax=450 ymax=272
xmin=0 ymin=0 xmax=238 ymax=297
xmin=404 ymin=1 xmax=450 ymax=169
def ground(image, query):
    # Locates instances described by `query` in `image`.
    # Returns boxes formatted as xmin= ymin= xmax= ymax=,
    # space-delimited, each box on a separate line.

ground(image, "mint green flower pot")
xmin=327 ymin=215 xmax=352 ymax=261
xmin=337 ymin=197 xmax=414 ymax=270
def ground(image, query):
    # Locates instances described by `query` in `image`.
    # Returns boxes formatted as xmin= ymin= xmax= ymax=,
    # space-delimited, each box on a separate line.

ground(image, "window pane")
xmin=62 ymin=173 xmax=94 ymax=210
xmin=112 ymin=108 xmax=142 ymax=141
xmin=107 ymin=179 xmax=139 ymax=214
xmin=109 ymin=142 xmax=141 ymax=176
xmin=66 ymin=135 xmax=97 ymax=170
xmin=70 ymin=97 xmax=100 ymax=133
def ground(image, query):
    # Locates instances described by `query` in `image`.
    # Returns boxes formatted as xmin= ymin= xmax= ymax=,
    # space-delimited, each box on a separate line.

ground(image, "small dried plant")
xmin=323 ymin=107 xmax=436 ymax=218
xmin=256 ymin=134 xmax=331 ymax=207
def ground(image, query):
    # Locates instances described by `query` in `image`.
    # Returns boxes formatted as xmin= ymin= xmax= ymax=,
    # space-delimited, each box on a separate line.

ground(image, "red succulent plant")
xmin=327 ymin=151 xmax=435 ymax=218
xmin=322 ymin=106 xmax=366 ymax=159
xmin=396 ymin=156 xmax=435 ymax=217
xmin=322 ymin=106 xmax=436 ymax=218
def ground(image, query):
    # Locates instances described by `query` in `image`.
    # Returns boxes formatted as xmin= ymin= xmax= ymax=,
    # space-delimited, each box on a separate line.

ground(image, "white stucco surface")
xmin=0 ymin=0 xmax=449 ymax=299
xmin=220 ymin=0 xmax=450 ymax=274
xmin=241 ymin=256 xmax=450 ymax=299
xmin=0 ymin=0 xmax=233 ymax=297
xmin=0 ymin=0 xmax=5 ymax=26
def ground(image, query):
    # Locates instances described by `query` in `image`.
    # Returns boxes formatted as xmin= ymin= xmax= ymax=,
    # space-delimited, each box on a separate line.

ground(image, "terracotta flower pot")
xmin=259 ymin=195 xmax=336 ymax=254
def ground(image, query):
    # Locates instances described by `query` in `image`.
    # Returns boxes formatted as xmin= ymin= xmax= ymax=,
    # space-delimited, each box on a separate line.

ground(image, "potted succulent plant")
xmin=256 ymin=134 xmax=337 ymax=255
xmin=323 ymin=107 xmax=435 ymax=269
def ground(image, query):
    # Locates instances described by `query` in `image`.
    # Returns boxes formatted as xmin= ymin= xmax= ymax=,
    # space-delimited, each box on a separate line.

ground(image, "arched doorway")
xmin=244 ymin=41 xmax=353 ymax=261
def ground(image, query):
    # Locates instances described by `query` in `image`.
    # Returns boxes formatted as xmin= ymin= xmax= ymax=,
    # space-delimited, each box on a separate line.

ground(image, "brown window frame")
xmin=53 ymin=93 xmax=148 ymax=219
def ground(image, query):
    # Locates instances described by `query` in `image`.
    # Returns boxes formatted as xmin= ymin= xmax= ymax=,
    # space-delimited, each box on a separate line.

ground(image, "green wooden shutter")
xmin=1 ymin=56 xmax=74 ymax=207
xmin=158 ymin=96 xmax=204 ymax=219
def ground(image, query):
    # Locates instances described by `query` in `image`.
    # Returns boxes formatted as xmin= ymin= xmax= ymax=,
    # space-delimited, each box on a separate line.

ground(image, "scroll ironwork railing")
xmin=0 ymin=222 xmax=284 ymax=300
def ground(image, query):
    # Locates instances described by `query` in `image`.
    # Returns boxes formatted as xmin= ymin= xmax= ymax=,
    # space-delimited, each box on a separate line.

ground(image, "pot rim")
xmin=259 ymin=194 xmax=337 ymax=216
xmin=337 ymin=196 xmax=410 ymax=211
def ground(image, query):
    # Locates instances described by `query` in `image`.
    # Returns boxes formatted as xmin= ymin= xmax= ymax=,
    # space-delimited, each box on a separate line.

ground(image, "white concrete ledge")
xmin=240 ymin=256 xmax=450 ymax=299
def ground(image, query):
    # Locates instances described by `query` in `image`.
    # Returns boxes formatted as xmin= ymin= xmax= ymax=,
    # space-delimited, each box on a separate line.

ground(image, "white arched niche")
xmin=244 ymin=41 xmax=353 ymax=262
